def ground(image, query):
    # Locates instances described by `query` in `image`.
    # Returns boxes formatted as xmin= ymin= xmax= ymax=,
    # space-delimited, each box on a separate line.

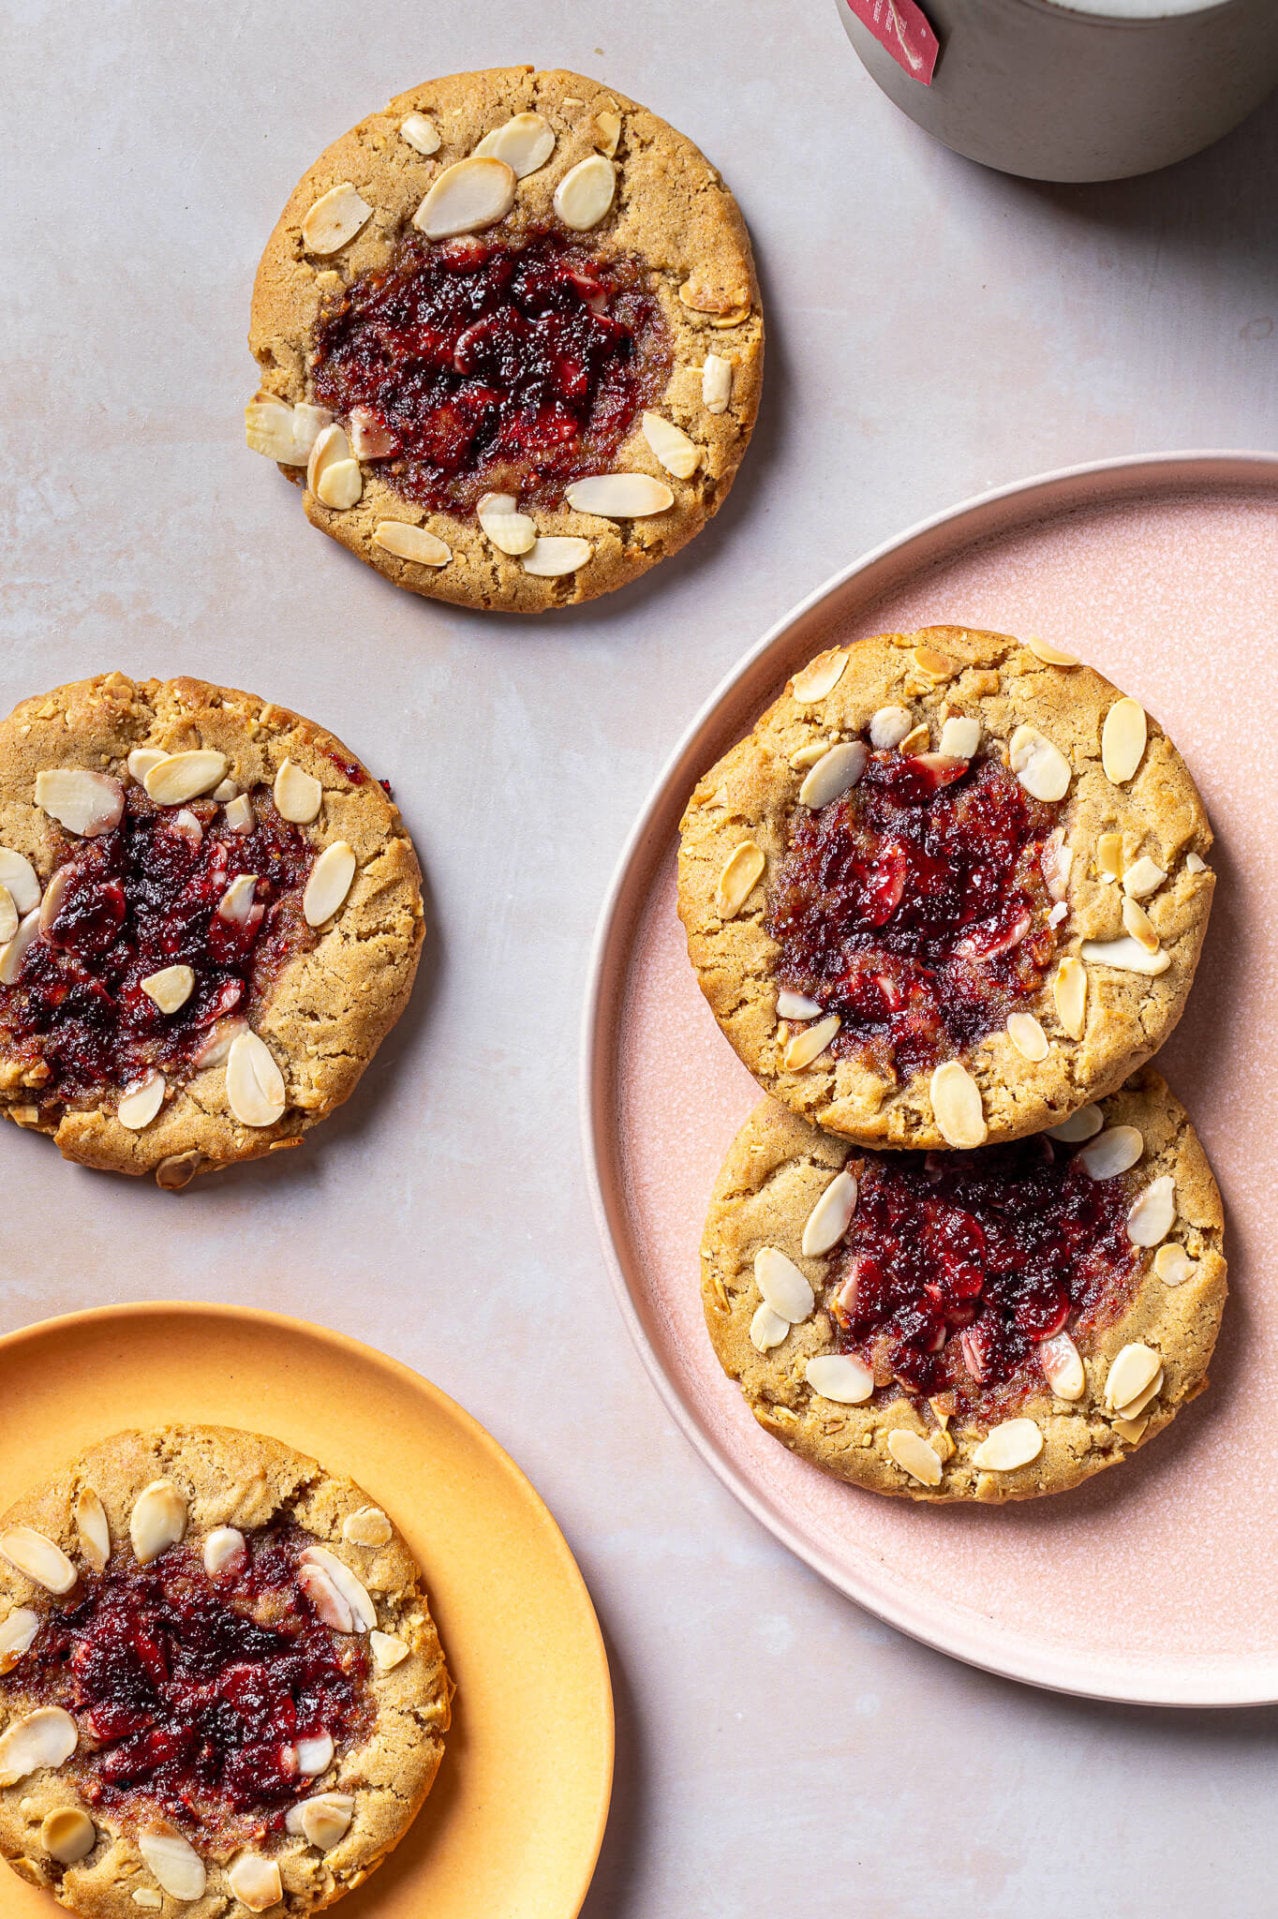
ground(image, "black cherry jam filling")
xmin=5 ymin=1522 xmax=372 ymax=1840
xmin=0 ymin=786 xmax=314 ymax=1101
xmin=310 ymin=227 xmax=672 ymax=512
xmin=828 ymin=1136 xmax=1138 ymax=1421
xmin=768 ymin=748 xmax=1064 ymax=1079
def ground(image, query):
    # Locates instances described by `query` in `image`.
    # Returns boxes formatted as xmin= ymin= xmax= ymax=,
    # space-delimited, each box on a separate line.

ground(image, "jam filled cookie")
xmin=678 ymin=626 xmax=1214 ymax=1149
xmin=0 ymin=674 xmax=423 ymax=1186
xmin=247 ymin=66 xmax=762 ymax=611
xmin=701 ymin=1073 xmax=1226 ymax=1502
xmin=0 ymin=1424 xmax=450 ymax=1915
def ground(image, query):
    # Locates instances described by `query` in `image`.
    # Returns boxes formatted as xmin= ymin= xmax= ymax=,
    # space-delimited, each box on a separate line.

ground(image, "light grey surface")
xmin=1 ymin=3 xmax=1276 ymax=1914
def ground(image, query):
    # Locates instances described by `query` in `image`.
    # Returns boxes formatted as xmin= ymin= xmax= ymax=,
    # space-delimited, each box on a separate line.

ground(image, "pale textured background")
xmin=1 ymin=2 xmax=1277 ymax=1913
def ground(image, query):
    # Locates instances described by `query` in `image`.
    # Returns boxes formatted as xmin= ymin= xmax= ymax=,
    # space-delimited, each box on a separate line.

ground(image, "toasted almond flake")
xmin=749 ymin=1302 xmax=789 ymax=1351
xmin=203 ymin=1527 xmax=246 ymax=1577
xmin=1105 ymin=1342 xmax=1161 ymax=1412
xmin=788 ymin=741 xmax=832 ymax=771
xmin=476 ymin=492 xmax=535 ymax=555
xmin=371 ymin=1629 xmax=410 ymax=1671
xmin=191 ymin=1015 xmax=247 ymax=1072
xmin=118 ymin=1070 xmax=165 ymax=1131
xmin=299 ymin=1546 xmax=377 ymax=1631
xmin=297 ymin=1561 xmax=353 ymax=1633
xmin=1127 ymin=1173 xmax=1175 ymax=1247
xmin=0 ymin=908 xmax=40 ymax=985
xmin=1052 ymin=956 xmax=1087 ymax=1040
xmin=776 ymin=989 xmax=822 ymax=1020
xmin=1042 ymin=829 xmax=1073 ymax=901
xmin=869 ymin=705 xmax=912 ymax=749
xmin=642 ymin=410 xmax=700 ymax=479
xmin=805 ymin=1353 xmax=874 ymax=1404
xmin=678 ymin=280 xmax=750 ymax=321
xmin=134 ymin=1893 xmax=163 ymax=1909
xmin=400 ymin=112 xmax=441 ymax=154
xmin=897 ymin=722 xmax=930 ymax=754
xmin=0 ymin=1528 xmax=76 ymax=1595
xmin=372 ymin=519 xmax=451 ymax=567
xmin=702 ymin=354 xmax=733 ymax=412
xmin=930 ymin=1060 xmax=987 ymax=1148
xmin=226 ymin=1029 xmax=286 ymax=1128
xmin=1096 ymin=832 xmax=1124 ymax=883
xmin=316 ymin=455 xmax=362 ymax=510
xmin=1047 ymin=1103 xmax=1103 ymax=1142
xmin=1113 ymin=1413 xmax=1148 ymax=1443
xmin=303 ymin=841 xmax=356 ymax=927
xmin=291 ymin=403 xmax=332 ymax=456
xmin=553 ymin=153 xmax=616 ymax=229
xmin=218 ymin=874 xmax=258 ymax=925
xmin=1006 ymin=1012 xmax=1048 ymax=1062
xmin=754 ymin=1246 xmax=815 ymax=1323
xmin=139 ymin=1824 xmax=206 ymax=1902
xmin=130 ymin=1480 xmax=186 ymax=1564
xmin=1185 ymin=850 xmax=1208 ymax=874
xmin=1102 ymin=697 xmax=1147 ymax=785
xmin=802 ymin=1170 xmax=858 ymax=1256
xmin=141 ymin=964 xmax=195 ymax=1014
xmin=35 ymin=768 xmax=124 ymax=836
xmin=144 ymin=750 xmax=227 ymax=807
xmin=38 ymin=866 xmax=67 ymax=935
xmin=912 ymin=644 xmax=956 ymax=682
xmin=1079 ymin=935 xmax=1170 ymax=976
xmin=593 ymin=109 xmax=622 ymax=156
xmin=1009 ymin=723 xmax=1071 ymax=802
xmin=0 ymin=1609 xmax=40 ymax=1674
xmin=714 ymin=840 xmax=765 ymax=919
xmin=227 ymin=1854 xmax=282 ymax=1912
xmin=301 ymin=182 xmax=372 ymax=255
xmin=343 ymin=1506 xmax=392 ymax=1549
xmin=0 ymin=1708 xmax=78 ymax=1787
xmin=296 ymin=1732 xmax=334 ymax=1776
xmin=972 ymin=1418 xmax=1043 ymax=1471
xmin=0 ymin=885 xmax=17 ymax=945
xmin=68 ymin=1502 xmax=106 ymax=1575
xmin=414 ymin=154 xmax=516 ymax=238
xmin=1047 ymin=902 xmax=1067 ymax=927
xmin=1039 ymin=1330 xmax=1085 ymax=1400
xmin=127 ymin=747 xmax=167 ymax=785
xmin=1152 ymin=1246 xmax=1195 ymax=1293
xmin=938 ymin=715 xmax=980 ymax=759
xmin=307 ymin=422 xmax=348 ymax=502
xmin=1121 ymin=895 xmax=1160 ymax=954
xmin=523 ymin=535 xmax=592 ymax=577
xmin=40 ymin=1807 xmax=95 ymax=1864
xmin=1116 ymin=1365 xmax=1164 ymax=1421
xmin=791 ymin=651 xmax=847 ymax=704
xmin=346 ymin=406 xmax=395 ymax=459
xmin=245 ymin=397 xmax=308 ymax=464
xmin=886 ymin=1430 xmax=943 ymax=1487
xmin=1077 ymin=1124 xmax=1143 ymax=1179
xmin=1024 ymin=633 xmax=1078 ymax=666
xmin=798 ymin=740 xmax=867 ymax=809
xmin=273 ymin=758 xmax=322 ymax=824
xmin=474 ymin=110 xmax=555 ymax=178
xmin=286 ymin=1793 xmax=355 ymax=1851
xmin=225 ymin=793 xmax=254 ymax=834
xmin=210 ymin=778 xmax=237 ymax=804
xmin=0 ymin=848 xmax=40 ymax=915
xmin=784 ymin=1012 xmax=841 ymax=1070
xmin=565 ymin=473 xmax=674 ymax=517
xmin=1123 ymin=855 xmax=1166 ymax=899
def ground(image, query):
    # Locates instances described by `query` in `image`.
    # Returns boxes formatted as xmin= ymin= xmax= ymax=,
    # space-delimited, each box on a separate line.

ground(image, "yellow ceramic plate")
xmin=0 ymin=1302 xmax=613 ymax=1918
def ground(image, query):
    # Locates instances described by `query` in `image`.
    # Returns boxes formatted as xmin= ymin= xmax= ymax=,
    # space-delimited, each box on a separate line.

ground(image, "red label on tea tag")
xmin=843 ymin=0 xmax=939 ymax=85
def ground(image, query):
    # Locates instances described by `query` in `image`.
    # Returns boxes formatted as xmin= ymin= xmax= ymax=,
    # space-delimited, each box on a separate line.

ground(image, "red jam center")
xmin=768 ymin=749 xmax=1062 ymax=1078
xmin=310 ymin=228 xmax=672 ymax=512
xmin=5 ymin=1524 xmax=371 ymax=1840
xmin=0 ymin=786 xmax=314 ymax=1101
xmin=828 ymin=1136 xmax=1138 ymax=1420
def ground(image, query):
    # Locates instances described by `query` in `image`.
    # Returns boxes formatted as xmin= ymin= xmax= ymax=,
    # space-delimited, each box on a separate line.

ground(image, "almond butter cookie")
xmin=702 ymin=1072 xmax=1226 ymax=1503
xmin=0 ymin=1424 xmax=451 ymax=1915
xmin=0 ymin=674 xmax=424 ymax=1187
xmin=246 ymin=66 xmax=762 ymax=611
xmin=678 ymin=626 xmax=1214 ymax=1149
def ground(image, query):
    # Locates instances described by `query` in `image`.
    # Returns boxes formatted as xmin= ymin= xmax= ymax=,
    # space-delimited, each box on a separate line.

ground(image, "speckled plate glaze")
xmin=0 ymin=1303 xmax=613 ymax=1917
xmin=583 ymin=451 xmax=1278 ymax=1706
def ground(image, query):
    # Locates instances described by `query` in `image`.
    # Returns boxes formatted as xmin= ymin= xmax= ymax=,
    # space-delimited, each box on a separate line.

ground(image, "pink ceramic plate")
xmin=583 ymin=451 xmax=1278 ymax=1706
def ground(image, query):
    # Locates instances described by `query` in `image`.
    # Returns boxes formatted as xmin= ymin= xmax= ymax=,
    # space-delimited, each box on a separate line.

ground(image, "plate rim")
xmin=0 ymin=1299 xmax=615 ymax=1915
xmin=581 ymin=446 xmax=1278 ymax=1710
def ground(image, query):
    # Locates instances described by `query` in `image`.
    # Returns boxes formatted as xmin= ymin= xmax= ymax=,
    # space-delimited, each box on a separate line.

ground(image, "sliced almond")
xmin=1077 ymin=1125 xmax=1143 ymax=1179
xmin=473 ymin=111 xmax=555 ymax=178
xmin=1024 ymin=634 xmax=1078 ymax=666
xmin=0 ymin=848 xmax=40 ymax=916
xmin=1121 ymin=895 xmax=1160 ymax=955
xmin=1080 ymin=935 xmax=1169 ymax=976
xmin=1123 ymin=855 xmax=1166 ymax=900
xmin=897 ymin=723 xmax=930 ymax=754
xmin=1105 ymin=1342 xmax=1160 ymax=1412
xmin=776 ymin=989 xmax=822 ymax=1020
xmin=301 ymin=182 xmax=372 ymax=255
xmin=1039 ymin=1330 xmax=1085 ymax=1400
xmin=553 ymin=153 xmax=616 ymax=230
xmin=678 ymin=281 xmax=751 ymax=323
xmin=40 ymin=1807 xmax=95 ymax=1865
xmin=788 ymin=741 xmax=832 ymax=771
xmin=306 ymin=421 xmax=350 ymax=500
xmin=972 ymin=1418 xmax=1043 ymax=1471
xmin=343 ymin=1506 xmax=392 ymax=1549
xmin=783 ymin=1012 xmax=841 ymax=1070
xmin=0 ymin=907 xmax=40 ymax=985
xmin=1185 ymin=850 xmax=1208 ymax=875
xmin=139 ymin=1825 xmax=205 ymax=1902
xmin=641 ymin=411 xmax=700 ymax=479
xmin=372 ymin=519 xmax=452 ymax=568
xmin=141 ymin=965 xmax=194 ymax=1014
xmin=218 ymin=874 xmax=258 ymax=925
xmin=592 ymin=109 xmax=622 ymax=156
xmin=225 ymin=794 xmax=254 ymax=834
xmin=0 ymin=1608 xmax=40 ymax=1673
xmin=144 ymin=751 xmax=227 ymax=807
xmin=370 ymin=1629 xmax=410 ymax=1671
xmin=415 ymin=155 xmax=516 ymax=238
xmin=291 ymin=403 xmax=332 ymax=458
xmin=886 ymin=1430 xmax=942 ymax=1487
xmin=73 ymin=1494 xmax=108 ymax=1583
xmin=1005 ymin=1012 xmax=1048 ymax=1062
xmin=938 ymin=716 xmax=980 ymax=759
xmin=0 ymin=1527 xmax=76 ymax=1595
xmin=210 ymin=778 xmax=237 ymax=802
xmin=522 ymin=535 xmax=591 ymax=577
xmin=118 ymin=1070 xmax=165 ymax=1131
xmin=0 ymin=1708 xmax=78 ymax=1787
xmin=203 ymin=1527 xmax=246 ymax=1577
xmin=1096 ymin=832 xmax=1124 ymax=882
xmin=749 ymin=1303 xmax=789 ymax=1351
xmin=791 ymin=651 xmax=847 ymax=705
xmin=0 ymin=885 xmax=18 ymax=945
xmin=702 ymin=354 xmax=733 ymax=413
xmin=1042 ymin=830 xmax=1073 ymax=901
xmin=912 ymin=644 xmax=956 ymax=683
xmin=316 ymin=456 xmax=362 ymax=511
xmin=1101 ymin=697 xmax=1147 ymax=785
xmin=296 ymin=1732 xmax=334 ymax=1776
xmin=130 ymin=1480 xmax=186 ymax=1564
xmin=303 ymin=841 xmax=356 ymax=927
xmin=191 ymin=1015 xmax=247 ymax=1070
xmin=713 ymin=840 xmax=765 ymax=920
xmin=227 ymin=1854 xmax=282 ymax=1912
xmin=1047 ymin=1103 xmax=1102 ymax=1142
xmin=1113 ymin=1413 xmax=1148 ymax=1444
xmin=565 ymin=473 xmax=673 ymax=518
xmin=400 ymin=113 xmax=441 ymax=155
xmin=1052 ymin=956 xmax=1087 ymax=1041
xmin=1127 ymin=1173 xmax=1175 ymax=1247
xmin=930 ymin=1060 xmax=987 ymax=1148
xmin=805 ymin=1353 xmax=874 ymax=1404
xmin=245 ymin=397 xmax=308 ymax=465
xmin=753 ymin=1246 xmax=815 ymax=1324
xmin=476 ymin=492 xmax=536 ymax=556
xmin=226 ymin=1029 xmax=286 ymax=1128
xmin=1154 ymin=1242 xmax=1196 ymax=1287
xmin=1116 ymin=1365 xmax=1164 ymax=1422
xmin=1008 ymin=723 xmax=1071 ymax=803
xmin=297 ymin=1561 xmax=354 ymax=1633
xmin=802 ymin=1170 xmax=858 ymax=1256
xmin=797 ymin=741 xmax=867 ymax=809
xmin=869 ymin=705 xmax=913 ymax=749
xmin=286 ymin=1793 xmax=354 ymax=1851
xmin=347 ymin=407 xmax=396 ymax=459
xmin=35 ymin=768 xmax=124 ymax=837
xmin=273 ymin=758 xmax=322 ymax=824
xmin=299 ymin=1546 xmax=376 ymax=1631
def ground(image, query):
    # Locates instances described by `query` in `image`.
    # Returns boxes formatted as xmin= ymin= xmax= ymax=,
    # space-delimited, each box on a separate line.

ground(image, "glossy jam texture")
xmin=828 ymin=1135 xmax=1138 ymax=1419
xmin=0 ymin=786 xmax=314 ymax=1100
xmin=4 ymin=1523 xmax=371 ymax=1839
xmin=310 ymin=229 xmax=672 ymax=511
xmin=768 ymin=749 xmax=1062 ymax=1078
